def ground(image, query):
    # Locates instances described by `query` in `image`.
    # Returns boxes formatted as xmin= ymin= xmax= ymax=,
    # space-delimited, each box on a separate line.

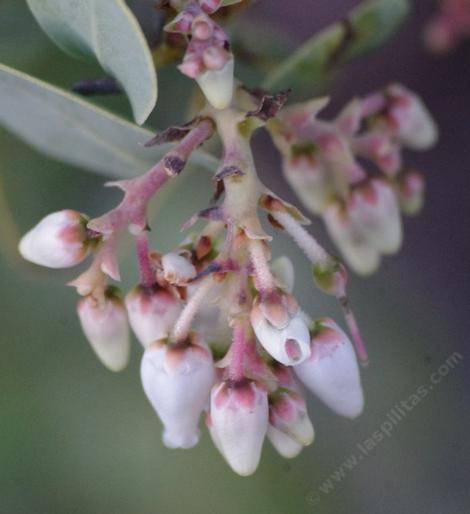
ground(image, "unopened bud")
xmin=196 ymin=56 xmax=234 ymax=109
xmin=208 ymin=380 xmax=268 ymax=476
xmin=386 ymin=84 xmax=438 ymax=151
xmin=77 ymin=288 xmax=130 ymax=372
xmin=323 ymin=202 xmax=380 ymax=276
xmin=282 ymin=154 xmax=332 ymax=215
xmin=267 ymin=425 xmax=303 ymax=459
xmin=348 ymin=179 xmax=403 ymax=255
xmin=125 ymin=284 xmax=182 ymax=347
xmin=269 ymin=389 xmax=314 ymax=446
xmin=19 ymin=210 xmax=91 ymax=268
xmin=294 ymin=318 xmax=364 ymax=419
xmin=141 ymin=334 xmax=215 ymax=449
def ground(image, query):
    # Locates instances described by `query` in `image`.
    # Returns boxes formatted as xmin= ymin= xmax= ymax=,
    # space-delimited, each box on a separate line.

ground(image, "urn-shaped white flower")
xmin=250 ymin=292 xmax=311 ymax=366
xmin=196 ymin=56 xmax=234 ymax=110
xmin=348 ymin=179 xmax=403 ymax=255
xmin=269 ymin=390 xmax=314 ymax=446
xmin=282 ymin=154 xmax=332 ymax=215
xmin=267 ymin=425 xmax=303 ymax=459
xmin=77 ymin=290 xmax=130 ymax=372
xmin=19 ymin=210 xmax=90 ymax=268
xmin=294 ymin=318 xmax=364 ymax=419
xmin=141 ymin=334 xmax=215 ymax=449
xmin=386 ymin=84 xmax=438 ymax=151
xmin=208 ymin=380 xmax=268 ymax=476
xmin=125 ymin=284 xmax=182 ymax=347
xmin=323 ymin=202 xmax=380 ymax=276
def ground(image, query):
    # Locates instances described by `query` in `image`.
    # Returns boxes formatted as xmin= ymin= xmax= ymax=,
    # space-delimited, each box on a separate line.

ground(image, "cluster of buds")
xmin=424 ymin=0 xmax=470 ymax=53
xmin=18 ymin=86 xmax=373 ymax=475
xmin=270 ymin=84 xmax=437 ymax=275
xmin=164 ymin=0 xmax=240 ymax=108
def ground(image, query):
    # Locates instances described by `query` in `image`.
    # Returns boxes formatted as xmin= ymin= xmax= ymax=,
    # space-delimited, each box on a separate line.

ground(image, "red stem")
xmin=88 ymin=119 xmax=214 ymax=235
xmin=229 ymin=323 xmax=247 ymax=382
xmin=135 ymin=232 xmax=155 ymax=288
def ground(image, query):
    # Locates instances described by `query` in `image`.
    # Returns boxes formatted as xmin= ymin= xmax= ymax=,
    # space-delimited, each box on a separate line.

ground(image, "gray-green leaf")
xmin=0 ymin=63 xmax=217 ymax=179
xmin=263 ymin=0 xmax=411 ymax=99
xmin=26 ymin=0 xmax=158 ymax=125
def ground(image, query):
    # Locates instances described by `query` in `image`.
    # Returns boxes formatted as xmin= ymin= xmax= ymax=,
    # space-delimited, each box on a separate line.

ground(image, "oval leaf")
xmin=0 ymin=63 xmax=217 ymax=179
xmin=263 ymin=0 xmax=410 ymax=99
xmin=26 ymin=0 xmax=158 ymax=124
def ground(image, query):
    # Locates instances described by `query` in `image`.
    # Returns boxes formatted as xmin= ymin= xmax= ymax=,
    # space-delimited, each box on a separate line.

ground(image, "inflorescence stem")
xmin=171 ymin=275 xmax=215 ymax=342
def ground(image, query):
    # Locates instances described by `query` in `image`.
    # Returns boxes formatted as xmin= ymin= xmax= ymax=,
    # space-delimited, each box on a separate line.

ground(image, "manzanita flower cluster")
xmin=18 ymin=1 xmax=438 ymax=476
xmin=270 ymin=84 xmax=437 ymax=275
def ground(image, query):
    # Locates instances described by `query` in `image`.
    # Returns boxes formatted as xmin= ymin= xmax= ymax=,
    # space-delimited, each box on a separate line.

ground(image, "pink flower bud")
xmin=269 ymin=390 xmax=314 ymax=446
xmin=141 ymin=334 xmax=215 ymax=449
xmin=125 ymin=285 xmax=182 ymax=347
xmin=323 ymin=202 xmax=380 ymax=276
xmin=348 ymin=179 xmax=403 ymax=255
xmin=19 ymin=210 xmax=90 ymax=268
xmin=161 ymin=252 xmax=196 ymax=285
xmin=282 ymin=155 xmax=332 ymax=215
xmin=385 ymin=84 xmax=438 ymax=151
xmin=77 ymin=290 xmax=130 ymax=372
xmin=267 ymin=425 xmax=303 ymax=459
xmin=250 ymin=293 xmax=311 ymax=366
xmin=208 ymin=380 xmax=268 ymax=476
xmin=294 ymin=318 xmax=364 ymax=419
xmin=396 ymin=171 xmax=425 ymax=216
xmin=196 ymin=56 xmax=234 ymax=109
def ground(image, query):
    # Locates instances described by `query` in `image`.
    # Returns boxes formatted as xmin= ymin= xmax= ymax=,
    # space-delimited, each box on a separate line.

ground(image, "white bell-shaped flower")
xmin=77 ymin=291 xmax=130 ymax=372
xmin=196 ymin=56 xmax=234 ymax=109
xmin=387 ymin=84 xmax=438 ymax=151
xmin=323 ymin=202 xmax=380 ymax=276
xmin=294 ymin=318 xmax=364 ymax=419
xmin=269 ymin=390 xmax=314 ymax=446
xmin=208 ymin=380 xmax=268 ymax=476
xmin=267 ymin=425 xmax=303 ymax=459
xmin=141 ymin=334 xmax=215 ymax=449
xmin=19 ymin=210 xmax=90 ymax=268
xmin=348 ymin=179 xmax=403 ymax=255
xmin=251 ymin=297 xmax=311 ymax=366
xmin=125 ymin=284 xmax=182 ymax=347
xmin=282 ymin=154 xmax=332 ymax=215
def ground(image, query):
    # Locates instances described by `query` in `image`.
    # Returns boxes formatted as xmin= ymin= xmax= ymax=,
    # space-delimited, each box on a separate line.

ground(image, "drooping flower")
xmin=125 ymin=284 xmax=182 ymax=347
xmin=77 ymin=288 xmax=130 ymax=372
xmin=141 ymin=333 xmax=215 ymax=449
xmin=294 ymin=318 xmax=364 ymax=419
xmin=208 ymin=379 xmax=268 ymax=476
xmin=250 ymin=291 xmax=311 ymax=366
xmin=19 ymin=210 xmax=91 ymax=268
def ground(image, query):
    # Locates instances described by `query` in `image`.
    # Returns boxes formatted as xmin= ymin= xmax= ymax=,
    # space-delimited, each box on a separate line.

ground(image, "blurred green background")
xmin=0 ymin=1 xmax=468 ymax=513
